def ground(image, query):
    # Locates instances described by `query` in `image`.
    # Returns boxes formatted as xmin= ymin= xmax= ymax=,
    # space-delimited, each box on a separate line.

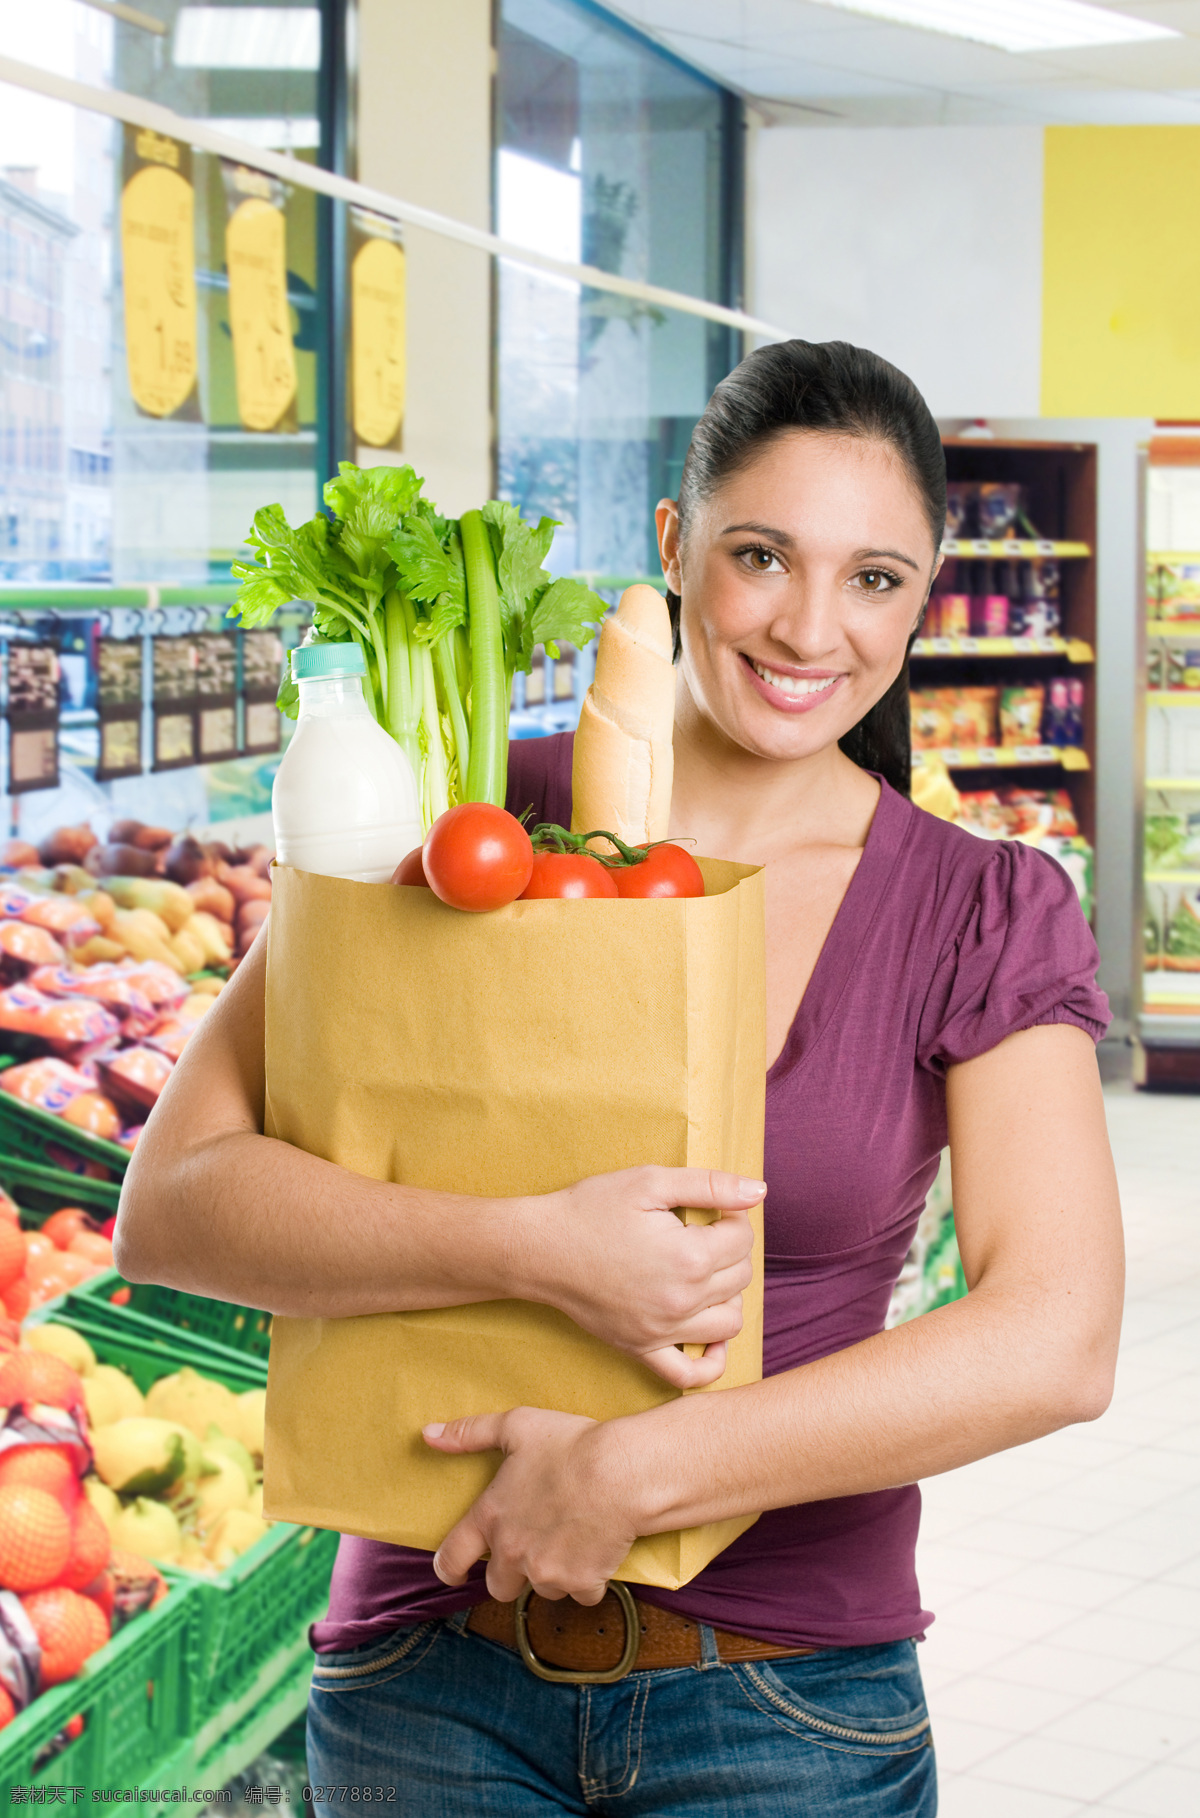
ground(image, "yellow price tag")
xmin=121 ymin=160 xmax=197 ymax=418
xmin=352 ymin=236 xmax=406 ymax=448
xmin=226 ymin=196 xmax=297 ymax=433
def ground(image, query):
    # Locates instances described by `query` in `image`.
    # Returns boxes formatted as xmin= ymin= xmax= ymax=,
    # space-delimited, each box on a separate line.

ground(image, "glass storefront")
xmin=495 ymin=0 xmax=742 ymax=589
xmin=0 ymin=0 xmax=331 ymax=589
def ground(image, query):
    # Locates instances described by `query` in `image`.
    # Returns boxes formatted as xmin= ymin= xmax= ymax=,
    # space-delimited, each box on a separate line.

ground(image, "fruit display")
xmin=0 ymin=819 xmax=273 ymax=1155
xmin=0 ymin=1189 xmax=115 ymax=1320
xmin=80 ymin=1352 xmax=269 ymax=1576
xmin=0 ymin=1329 xmax=170 ymax=1729
xmin=0 ymin=1311 xmax=273 ymax=1736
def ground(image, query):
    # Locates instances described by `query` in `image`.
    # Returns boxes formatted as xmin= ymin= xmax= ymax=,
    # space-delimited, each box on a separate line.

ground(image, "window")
xmin=495 ymin=0 xmax=742 ymax=593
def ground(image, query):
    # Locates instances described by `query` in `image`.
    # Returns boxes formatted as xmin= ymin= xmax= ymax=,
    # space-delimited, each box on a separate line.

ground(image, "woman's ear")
xmin=656 ymin=499 xmax=683 ymax=592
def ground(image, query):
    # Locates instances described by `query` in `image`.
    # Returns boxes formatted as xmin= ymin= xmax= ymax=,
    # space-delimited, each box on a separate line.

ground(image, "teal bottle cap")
xmin=292 ymin=642 xmax=365 ymax=680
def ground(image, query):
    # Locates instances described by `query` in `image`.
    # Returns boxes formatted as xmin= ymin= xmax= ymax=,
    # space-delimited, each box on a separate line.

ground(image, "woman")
xmin=117 ymin=341 xmax=1124 ymax=1816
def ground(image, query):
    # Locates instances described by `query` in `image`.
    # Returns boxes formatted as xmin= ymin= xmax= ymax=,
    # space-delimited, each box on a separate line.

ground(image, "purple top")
xmin=312 ymin=733 xmax=1109 ymax=1652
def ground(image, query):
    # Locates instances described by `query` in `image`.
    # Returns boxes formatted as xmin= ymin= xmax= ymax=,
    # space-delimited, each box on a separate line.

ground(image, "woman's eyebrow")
xmin=720 ymin=521 xmax=795 ymax=545
xmin=856 ymin=547 xmax=922 ymax=573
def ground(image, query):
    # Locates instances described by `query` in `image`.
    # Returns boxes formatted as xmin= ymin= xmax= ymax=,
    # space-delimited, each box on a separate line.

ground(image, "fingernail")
xmin=739 ymin=1179 xmax=767 ymax=1197
xmin=423 ymin=1422 xmax=446 ymax=1439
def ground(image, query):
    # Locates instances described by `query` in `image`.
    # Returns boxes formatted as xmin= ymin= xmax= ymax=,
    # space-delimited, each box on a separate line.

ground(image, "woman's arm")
xmin=429 ymin=1022 xmax=1124 ymax=1600
xmin=114 ymin=932 xmax=760 ymax=1390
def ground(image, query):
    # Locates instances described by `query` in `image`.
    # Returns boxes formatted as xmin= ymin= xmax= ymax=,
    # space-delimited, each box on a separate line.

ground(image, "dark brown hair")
xmin=666 ymin=338 xmax=945 ymax=795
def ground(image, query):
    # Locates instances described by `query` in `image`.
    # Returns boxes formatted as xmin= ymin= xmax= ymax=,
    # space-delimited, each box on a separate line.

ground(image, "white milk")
xmin=272 ymin=647 xmax=423 ymax=882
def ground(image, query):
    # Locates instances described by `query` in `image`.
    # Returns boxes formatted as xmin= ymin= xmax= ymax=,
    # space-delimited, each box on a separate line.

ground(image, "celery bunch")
xmin=231 ymin=463 xmax=606 ymax=831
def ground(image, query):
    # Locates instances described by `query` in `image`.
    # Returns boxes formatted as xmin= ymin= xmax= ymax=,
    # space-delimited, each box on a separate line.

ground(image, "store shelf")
xmin=1146 ymin=777 xmax=1200 ymax=791
xmin=941 ymin=539 xmax=1090 ymax=558
xmin=1146 ymin=871 xmax=1200 ymax=885
xmin=911 ymin=635 xmax=1093 ymax=661
xmin=1147 ymin=692 xmax=1200 ymax=706
xmin=1147 ymin=620 xmax=1200 ymax=638
xmin=913 ymin=746 xmax=1089 ymax=772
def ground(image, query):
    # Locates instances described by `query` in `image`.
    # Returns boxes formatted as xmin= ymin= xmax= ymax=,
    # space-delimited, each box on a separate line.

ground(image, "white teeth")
xmin=751 ymin=660 xmax=838 ymax=699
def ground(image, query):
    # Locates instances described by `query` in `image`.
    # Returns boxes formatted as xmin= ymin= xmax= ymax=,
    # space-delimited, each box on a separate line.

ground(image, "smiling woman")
xmin=659 ymin=339 xmax=947 ymax=796
xmin=118 ymin=339 xmax=1124 ymax=1818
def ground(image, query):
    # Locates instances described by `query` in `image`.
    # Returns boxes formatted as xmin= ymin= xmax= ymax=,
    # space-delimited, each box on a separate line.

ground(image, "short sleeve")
xmin=917 ymin=840 xmax=1110 ymax=1074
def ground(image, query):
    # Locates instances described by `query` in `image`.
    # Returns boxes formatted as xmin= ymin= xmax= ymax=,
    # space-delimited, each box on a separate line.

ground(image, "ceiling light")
xmin=811 ymin=0 xmax=1179 ymax=54
xmin=173 ymin=7 xmax=320 ymax=70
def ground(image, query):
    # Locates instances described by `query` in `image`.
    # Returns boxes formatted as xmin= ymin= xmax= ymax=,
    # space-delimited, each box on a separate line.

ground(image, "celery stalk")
xmin=460 ymin=509 xmax=506 ymax=807
xmin=383 ymin=589 xmax=420 ymax=775
xmin=434 ymin=637 xmax=470 ymax=787
xmin=418 ymin=643 xmax=450 ymax=829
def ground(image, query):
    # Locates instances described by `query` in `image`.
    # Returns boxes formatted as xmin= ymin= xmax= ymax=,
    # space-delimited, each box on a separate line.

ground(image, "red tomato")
xmin=391 ymin=847 xmax=431 ymax=888
xmin=520 ymin=853 xmax=618 ymax=899
xmin=422 ymin=806 xmax=533 ymax=913
xmin=613 ymin=845 xmax=705 ymax=899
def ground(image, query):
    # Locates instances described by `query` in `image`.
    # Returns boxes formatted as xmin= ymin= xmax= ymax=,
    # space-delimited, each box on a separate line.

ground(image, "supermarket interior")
xmin=0 ymin=0 xmax=1198 ymax=1810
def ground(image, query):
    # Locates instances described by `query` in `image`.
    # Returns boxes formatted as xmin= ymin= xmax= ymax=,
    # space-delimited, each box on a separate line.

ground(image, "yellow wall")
xmin=1043 ymin=126 xmax=1200 ymax=418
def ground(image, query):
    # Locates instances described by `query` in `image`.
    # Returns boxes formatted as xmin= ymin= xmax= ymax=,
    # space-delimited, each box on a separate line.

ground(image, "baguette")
xmin=571 ymin=584 xmax=675 ymax=847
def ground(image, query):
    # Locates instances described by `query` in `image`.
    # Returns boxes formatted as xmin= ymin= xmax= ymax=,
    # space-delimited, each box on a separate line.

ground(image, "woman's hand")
xmin=517 ymin=1167 xmax=762 ymax=1390
xmin=425 ymin=1409 xmax=637 ymax=1605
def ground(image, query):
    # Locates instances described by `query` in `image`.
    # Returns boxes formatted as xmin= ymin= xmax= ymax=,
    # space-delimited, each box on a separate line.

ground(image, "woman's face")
xmin=659 ymin=430 xmax=940 ymax=764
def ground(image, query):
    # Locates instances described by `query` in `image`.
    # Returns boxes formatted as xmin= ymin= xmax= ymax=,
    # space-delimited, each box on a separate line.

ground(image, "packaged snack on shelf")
xmin=1156 ymin=560 xmax=1200 ymax=621
xmin=1148 ymin=642 xmax=1166 ymax=690
xmin=976 ymin=482 xmax=1022 ymax=539
xmin=999 ymin=684 xmax=1045 ymax=748
xmin=945 ymin=482 xmax=973 ymax=538
xmin=1066 ymin=678 xmax=1085 ymax=745
xmin=922 ymin=595 xmax=941 ymax=638
xmin=1166 ymin=646 xmax=1200 ymax=690
xmin=1043 ymin=677 xmax=1070 ymax=745
xmin=910 ymin=689 xmax=957 ymax=750
xmin=972 ymin=592 xmax=1009 ymax=638
xmin=1146 ymin=813 xmax=1188 ymax=870
xmin=1164 ymin=890 xmax=1200 ymax=969
xmin=950 ymin=686 xmax=998 ymax=748
xmin=938 ymin=594 xmax=970 ymax=638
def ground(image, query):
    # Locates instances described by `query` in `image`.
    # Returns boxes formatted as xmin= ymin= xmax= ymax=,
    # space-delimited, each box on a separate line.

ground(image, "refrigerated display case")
xmin=1137 ymin=438 xmax=1200 ymax=1087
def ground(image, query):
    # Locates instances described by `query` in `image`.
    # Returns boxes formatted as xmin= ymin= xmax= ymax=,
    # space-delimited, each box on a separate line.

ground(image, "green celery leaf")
xmin=277 ymin=673 xmax=299 ymax=720
xmin=229 ymin=570 xmax=292 ymax=626
xmin=386 ymin=516 xmax=465 ymax=610
xmin=480 ymin=500 xmax=558 ymax=643
xmin=519 ymin=576 xmax=606 ymax=672
xmin=417 ymin=589 xmax=467 ymax=646
xmin=323 ymin=461 xmax=424 ymax=523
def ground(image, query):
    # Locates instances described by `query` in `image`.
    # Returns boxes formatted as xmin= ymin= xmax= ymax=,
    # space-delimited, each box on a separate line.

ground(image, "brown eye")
xmin=857 ymin=568 xmax=897 ymax=593
xmin=746 ymin=548 xmax=776 ymax=571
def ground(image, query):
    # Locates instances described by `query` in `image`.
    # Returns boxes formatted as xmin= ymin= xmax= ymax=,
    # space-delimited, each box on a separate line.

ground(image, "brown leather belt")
xmin=466 ymin=1583 xmax=816 ymax=1684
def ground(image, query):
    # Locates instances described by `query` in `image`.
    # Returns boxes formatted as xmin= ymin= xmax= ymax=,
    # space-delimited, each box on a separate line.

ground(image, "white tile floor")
xmin=919 ymin=1085 xmax=1200 ymax=1816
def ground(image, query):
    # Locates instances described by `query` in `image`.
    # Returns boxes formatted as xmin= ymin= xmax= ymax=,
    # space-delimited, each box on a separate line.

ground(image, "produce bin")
xmin=27 ymin=1296 xmax=267 ymax=1394
xmin=73 ymin=1268 xmax=273 ymax=1361
xmin=25 ymin=1303 xmax=336 ymax=1752
xmin=0 ymin=1085 xmax=131 ymax=1180
xmin=0 ymin=1555 xmax=193 ymax=1805
xmin=0 ymin=1153 xmax=121 ymax=1224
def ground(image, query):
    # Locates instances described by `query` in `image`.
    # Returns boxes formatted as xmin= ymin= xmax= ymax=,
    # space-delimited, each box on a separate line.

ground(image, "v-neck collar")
xmin=766 ymin=778 xmax=912 ymax=1087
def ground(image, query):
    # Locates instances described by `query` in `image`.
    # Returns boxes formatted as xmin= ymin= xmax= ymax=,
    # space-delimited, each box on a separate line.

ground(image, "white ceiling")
xmin=603 ymin=0 xmax=1200 ymax=125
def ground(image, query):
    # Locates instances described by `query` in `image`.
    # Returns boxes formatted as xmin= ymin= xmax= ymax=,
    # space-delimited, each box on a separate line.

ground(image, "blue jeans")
xmin=306 ymin=1614 xmax=936 ymax=1815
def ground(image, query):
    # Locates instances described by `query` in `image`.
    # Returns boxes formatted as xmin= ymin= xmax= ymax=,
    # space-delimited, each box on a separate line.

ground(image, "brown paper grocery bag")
xmin=262 ymin=857 xmax=765 ymax=1589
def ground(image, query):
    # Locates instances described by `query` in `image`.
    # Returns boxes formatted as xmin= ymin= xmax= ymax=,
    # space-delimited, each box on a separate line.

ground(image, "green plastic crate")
xmin=0 ymin=1552 xmax=194 ymax=1804
xmin=0 ymin=1088 xmax=130 ymax=1179
xmin=0 ymin=1153 xmax=120 ymax=1222
xmin=178 ymin=1521 xmax=338 ymax=1753
xmin=30 ymin=1305 xmax=336 ymax=1748
xmin=25 ymin=1298 xmax=266 ymax=1395
xmin=73 ymin=1268 xmax=273 ymax=1361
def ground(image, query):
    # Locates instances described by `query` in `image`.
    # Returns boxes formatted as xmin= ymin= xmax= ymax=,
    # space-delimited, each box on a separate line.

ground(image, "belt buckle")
xmin=514 ymin=1581 xmax=640 ymax=1685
